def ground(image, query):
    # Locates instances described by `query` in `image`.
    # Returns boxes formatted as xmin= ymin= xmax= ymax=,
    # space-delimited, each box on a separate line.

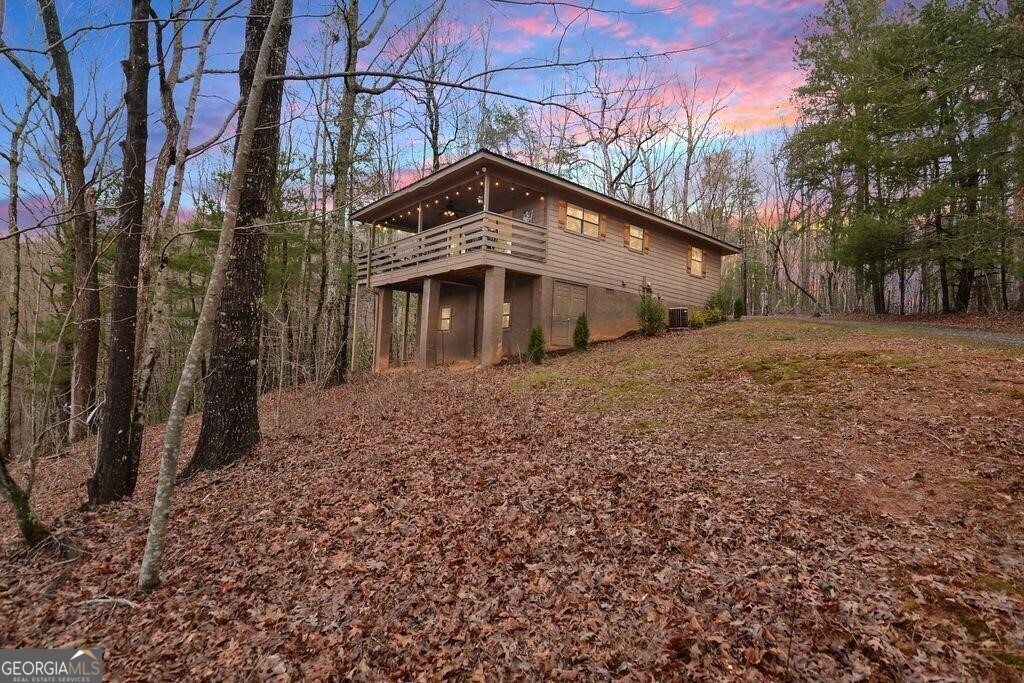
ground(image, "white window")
xmin=502 ymin=301 xmax=511 ymax=329
xmin=566 ymin=203 xmax=600 ymax=238
xmin=628 ymin=225 xmax=645 ymax=252
xmin=439 ymin=306 xmax=452 ymax=331
xmin=690 ymin=247 xmax=703 ymax=277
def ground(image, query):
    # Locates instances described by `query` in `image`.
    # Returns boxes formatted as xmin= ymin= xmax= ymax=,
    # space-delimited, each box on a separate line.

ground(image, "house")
xmin=354 ymin=149 xmax=740 ymax=370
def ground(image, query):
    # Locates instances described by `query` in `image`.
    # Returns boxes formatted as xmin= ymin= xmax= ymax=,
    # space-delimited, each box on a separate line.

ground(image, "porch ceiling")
xmin=355 ymin=164 xmax=546 ymax=234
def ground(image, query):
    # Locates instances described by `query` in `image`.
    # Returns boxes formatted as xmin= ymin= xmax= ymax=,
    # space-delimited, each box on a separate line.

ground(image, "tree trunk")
xmin=36 ymin=0 xmax=101 ymax=443
xmin=138 ymin=0 xmax=289 ymax=591
xmin=898 ymin=260 xmax=906 ymax=316
xmin=954 ymin=265 xmax=974 ymax=312
xmin=130 ymin=0 xmax=218 ymax=464
xmin=0 ymin=98 xmax=50 ymax=547
xmin=181 ymin=0 xmax=292 ymax=478
xmin=0 ymin=462 xmax=50 ymax=547
xmin=322 ymin=86 xmax=358 ymax=387
xmin=89 ymin=0 xmax=150 ymax=504
xmin=939 ymin=257 xmax=951 ymax=313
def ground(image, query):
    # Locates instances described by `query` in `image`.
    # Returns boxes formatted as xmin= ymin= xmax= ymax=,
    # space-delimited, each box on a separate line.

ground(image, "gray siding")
xmin=533 ymin=194 xmax=723 ymax=309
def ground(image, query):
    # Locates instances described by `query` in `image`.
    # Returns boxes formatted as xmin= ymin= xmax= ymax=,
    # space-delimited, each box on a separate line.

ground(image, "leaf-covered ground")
xmin=834 ymin=310 xmax=1024 ymax=334
xmin=3 ymin=320 xmax=1024 ymax=680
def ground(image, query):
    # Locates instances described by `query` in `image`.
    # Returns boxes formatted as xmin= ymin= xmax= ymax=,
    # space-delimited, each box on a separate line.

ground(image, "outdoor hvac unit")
xmin=668 ymin=307 xmax=688 ymax=330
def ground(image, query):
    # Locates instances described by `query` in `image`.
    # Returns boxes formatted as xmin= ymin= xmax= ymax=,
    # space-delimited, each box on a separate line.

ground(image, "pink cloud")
xmin=687 ymin=4 xmax=718 ymax=26
xmin=733 ymin=0 xmax=823 ymax=10
xmin=502 ymin=13 xmax=553 ymax=37
xmin=627 ymin=0 xmax=685 ymax=12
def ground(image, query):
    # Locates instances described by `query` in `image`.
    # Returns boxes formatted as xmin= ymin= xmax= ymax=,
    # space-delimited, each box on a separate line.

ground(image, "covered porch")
xmin=352 ymin=158 xmax=555 ymax=371
xmin=367 ymin=268 xmax=552 ymax=371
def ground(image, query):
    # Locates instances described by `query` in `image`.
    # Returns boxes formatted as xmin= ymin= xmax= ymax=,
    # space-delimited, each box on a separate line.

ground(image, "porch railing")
xmin=357 ymin=211 xmax=547 ymax=283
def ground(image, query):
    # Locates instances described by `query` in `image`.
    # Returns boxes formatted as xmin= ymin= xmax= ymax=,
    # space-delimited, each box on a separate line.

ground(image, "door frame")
xmin=551 ymin=279 xmax=587 ymax=346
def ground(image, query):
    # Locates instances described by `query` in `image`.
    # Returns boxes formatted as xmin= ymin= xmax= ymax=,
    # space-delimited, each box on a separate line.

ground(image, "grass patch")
xmin=512 ymin=370 xmax=565 ymax=392
xmin=622 ymin=358 xmax=662 ymax=373
xmin=988 ymin=651 xmax=1024 ymax=672
xmin=957 ymin=611 xmax=993 ymax=638
xmin=976 ymin=574 xmax=1024 ymax=599
xmin=734 ymin=350 xmax=929 ymax=385
xmin=604 ymin=378 xmax=665 ymax=406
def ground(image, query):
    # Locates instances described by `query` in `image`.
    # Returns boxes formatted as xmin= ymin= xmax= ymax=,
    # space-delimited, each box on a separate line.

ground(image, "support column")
xmin=481 ymin=266 xmax=506 ymax=367
xmin=400 ymin=292 xmax=411 ymax=365
xmin=349 ymin=281 xmax=360 ymax=371
xmin=373 ymin=288 xmax=393 ymax=372
xmin=532 ymin=275 xmax=554 ymax=346
xmin=418 ymin=278 xmax=441 ymax=368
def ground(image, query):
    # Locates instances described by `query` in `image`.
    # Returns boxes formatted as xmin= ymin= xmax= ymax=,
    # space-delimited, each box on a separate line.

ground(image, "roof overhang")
xmin=351 ymin=150 xmax=742 ymax=255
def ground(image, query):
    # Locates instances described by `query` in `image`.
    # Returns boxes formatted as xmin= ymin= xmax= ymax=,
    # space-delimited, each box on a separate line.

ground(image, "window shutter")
xmin=599 ymin=213 xmax=608 ymax=240
xmin=622 ymin=222 xmax=631 ymax=247
xmin=557 ymin=199 xmax=567 ymax=231
xmin=686 ymin=245 xmax=692 ymax=273
xmin=642 ymin=228 xmax=650 ymax=254
xmin=703 ymin=251 xmax=708 ymax=278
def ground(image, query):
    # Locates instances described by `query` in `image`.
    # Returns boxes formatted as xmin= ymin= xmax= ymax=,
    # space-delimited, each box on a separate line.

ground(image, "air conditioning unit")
xmin=668 ymin=307 xmax=688 ymax=329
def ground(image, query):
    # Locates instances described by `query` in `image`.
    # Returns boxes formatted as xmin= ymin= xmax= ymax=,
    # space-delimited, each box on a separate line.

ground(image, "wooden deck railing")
xmin=357 ymin=212 xmax=547 ymax=283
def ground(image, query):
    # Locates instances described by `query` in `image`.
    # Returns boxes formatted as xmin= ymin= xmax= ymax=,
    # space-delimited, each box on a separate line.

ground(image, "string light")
xmin=380 ymin=184 xmax=543 ymax=226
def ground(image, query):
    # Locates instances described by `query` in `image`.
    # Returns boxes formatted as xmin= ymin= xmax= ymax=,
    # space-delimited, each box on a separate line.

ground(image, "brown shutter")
xmin=686 ymin=244 xmax=692 ymax=274
xmin=599 ymin=213 xmax=607 ymax=240
xmin=703 ymin=249 xmax=708 ymax=278
xmin=642 ymin=228 xmax=650 ymax=254
xmin=623 ymin=222 xmax=631 ymax=247
xmin=557 ymin=199 xmax=567 ymax=231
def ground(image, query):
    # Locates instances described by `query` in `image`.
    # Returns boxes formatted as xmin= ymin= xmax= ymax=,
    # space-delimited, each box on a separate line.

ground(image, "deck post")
xmin=418 ymin=278 xmax=441 ymax=368
xmin=373 ymin=287 xmax=393 ymax=372
xmin=532 ymin=275 xmax=554 ymax=346
xmin=481 ymin=266 xmax=506 ymax=367
xmin=350 ymin=280 xmax=360 ymax=371
xmin=400 ymin=292 xmax=411 ymax=364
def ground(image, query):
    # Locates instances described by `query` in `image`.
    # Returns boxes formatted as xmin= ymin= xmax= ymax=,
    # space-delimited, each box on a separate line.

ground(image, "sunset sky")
xmin=0 ymin=0 xmax=822 ymax=221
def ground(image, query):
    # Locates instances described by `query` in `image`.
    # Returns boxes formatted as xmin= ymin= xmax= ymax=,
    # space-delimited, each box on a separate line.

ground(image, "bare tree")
xmin=2 ymin=0 xmax=104 ymax=442
xmin=0 ymin=92 xmax=50 ymax=546
xmin=132 ymin=0 xmax=220 ymax=457
xmin=676 ymin=71 xmax=729 ymax=221
xmin=138 ymin=0 xmax=290 ymax=591
xmin=400 ymin=10 xmax=469 ymax=172
xmin=89 ymin=0 xmax=150 ymax=504
xmin=182 ymin=0 xmax=294 ymax=476
xmin=575 ymin=61 xmax=673 ymax=202
xmin=320 ymin=0 xmax=446 ymax=387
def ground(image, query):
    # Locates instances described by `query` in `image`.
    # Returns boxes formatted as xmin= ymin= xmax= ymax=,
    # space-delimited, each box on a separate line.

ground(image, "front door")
xmin=552 ymin=281 xmax=586 ymax=345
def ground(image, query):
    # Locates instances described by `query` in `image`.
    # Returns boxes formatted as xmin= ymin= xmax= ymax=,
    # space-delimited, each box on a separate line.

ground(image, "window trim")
xmin=501 ymin=301 xmax=511 ymax=329
xmin=439 ymin=305 xmax=452 ymax=331
xmin=628 ymin=225 xmax=646 ymax=253
xmin=689 ymin=246 xmax=704 ymax=278
xmin=565 ymin=202 xmax=601 ymax=239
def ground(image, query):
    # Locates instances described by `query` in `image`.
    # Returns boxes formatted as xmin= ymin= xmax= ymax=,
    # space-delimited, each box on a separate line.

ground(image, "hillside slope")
xmin=3 ymin=320 xmax=1023 ymax=679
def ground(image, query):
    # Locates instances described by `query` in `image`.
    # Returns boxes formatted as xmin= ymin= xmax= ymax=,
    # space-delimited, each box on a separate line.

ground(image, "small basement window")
xmin=439 ymin=306 xmax=452 ymax=331
xmin=628 ymin=225 xmax=645 ymax=252
xmin=502 ymin=301 xmax=511 ymax=329
xmin=566 ymin=203 xmax=600 ymax=238
xmin=690 ymin=247 xmax=704 ymax=277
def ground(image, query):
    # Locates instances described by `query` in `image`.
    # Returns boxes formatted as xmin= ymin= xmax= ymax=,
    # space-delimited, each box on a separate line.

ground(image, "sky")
xmin=0 ymin=0 xmax=823 ymax=225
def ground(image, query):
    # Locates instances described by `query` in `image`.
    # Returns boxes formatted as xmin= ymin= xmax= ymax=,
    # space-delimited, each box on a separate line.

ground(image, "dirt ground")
xmin=2 ymin=319 xmax=1023 ymax=680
